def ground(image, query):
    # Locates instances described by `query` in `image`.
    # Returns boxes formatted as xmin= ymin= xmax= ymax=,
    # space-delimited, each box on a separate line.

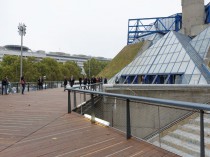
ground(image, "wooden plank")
xmin=0 ymin=88 xmax=179 ymax=157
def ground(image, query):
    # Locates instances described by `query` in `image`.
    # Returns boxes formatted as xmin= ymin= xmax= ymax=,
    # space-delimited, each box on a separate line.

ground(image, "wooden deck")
xmin=0 ymin=88 xmax=179 ymax=157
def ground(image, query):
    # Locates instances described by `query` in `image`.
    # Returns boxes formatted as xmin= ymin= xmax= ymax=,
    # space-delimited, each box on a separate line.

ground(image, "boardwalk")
xmin=0 ymin=88 xmax=179 ymax=157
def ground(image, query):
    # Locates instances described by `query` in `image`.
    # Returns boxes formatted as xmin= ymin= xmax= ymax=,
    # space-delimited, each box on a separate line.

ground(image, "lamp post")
xmin=18 ymin=23 xmax=26 ymax=80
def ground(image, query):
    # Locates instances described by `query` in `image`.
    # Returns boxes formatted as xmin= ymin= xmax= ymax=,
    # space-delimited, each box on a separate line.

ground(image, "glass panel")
xmin=195 ymin=40 xmax=202 ymax=52
xmin=164 ymin=53 xmax=173 ymax=63
xmin=154 ymin=55 xmax=161 ymax=64
xmin=159 ymin=64 xmax=167 ymax=73
xmin=164 ymin=45 xmax=171 ymax=54
xmin=178 ymin=62 xmax=189 ymax=73
xmin=143 ymin=66 xmax=150 ymax=74
xmin=165 ymin=63 xmax=174 ymax=73
xmin=176 ymin=52 xmax=185 ymax=62
xmin=171 ymin=62 xmax=181 ymax=73
xmin=170 ymin=44 xmax=178 ymax=53
xmin=185 ymin=60 xmax=195 ymax=74
xmin=175 ymin=43 xmax=182 ymax=52
xmin=189 ymin=75 xmax=200 ymax=84
xmin=193 ymin=67 xmax=201 ymax=75
xmin=171 ymin=53 xmax=179 ymax=62
xmin=159 ymin=54 xmax=167 ymax=64
xmin=148 ymin=56 xmax=156 ymax=64
xmin=149 ymin=65 xmax=157 ymax=73
xmin=159 ymin=46 xmax=166 ymax=55
xmin=183 ymin=54 xmax=190 ymax=62
xmin=154 ymin=64 xmax=162 ymax=73
xmin=139 ymin=66 xmax=146 ymax=73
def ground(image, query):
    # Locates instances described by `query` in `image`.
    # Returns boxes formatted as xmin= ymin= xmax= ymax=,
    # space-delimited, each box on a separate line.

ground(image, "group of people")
xmin=63 ymin=75 xmax=108 ymax=91
xmin=1 ymin=76 xmax=26 ymax=95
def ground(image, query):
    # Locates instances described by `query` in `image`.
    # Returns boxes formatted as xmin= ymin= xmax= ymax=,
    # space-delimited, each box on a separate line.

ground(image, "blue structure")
xmin=127 ymin=14 xmax=182 ymax=45
xmin=206 ymin=3 xmax=210 ymax=23
xmin=128 ymin=3 xmax=210 ymax=45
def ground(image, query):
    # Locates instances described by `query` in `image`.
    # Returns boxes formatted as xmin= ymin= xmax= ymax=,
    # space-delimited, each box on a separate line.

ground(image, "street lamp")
xmin=18 ymin=23 xmax=26 ymax=80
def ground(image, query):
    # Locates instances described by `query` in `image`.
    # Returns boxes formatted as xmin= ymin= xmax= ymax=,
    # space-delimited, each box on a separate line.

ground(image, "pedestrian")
xmin=64 ymin=76 xmax=68 ymax=91
xmin=83 ymin=76 xmax=88 ymax=90
xmin=20 ymin=76 xmax=26 ymax=94
xmin=38 ymin=76 xmax=43 ymax=90
xmin=1 ymin=77 xmax=8 ymax=95
xmin=79 ymin=77 xmax=82 ymax=89
xmin=104 ymin=78 xmax=108 ymax=84
xmin=69 ymin=75 xmax=75 ymax=87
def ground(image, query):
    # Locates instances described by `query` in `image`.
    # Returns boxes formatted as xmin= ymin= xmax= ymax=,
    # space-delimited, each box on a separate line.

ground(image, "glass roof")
xmin=109 ymin=26 xmax=210 ymax=85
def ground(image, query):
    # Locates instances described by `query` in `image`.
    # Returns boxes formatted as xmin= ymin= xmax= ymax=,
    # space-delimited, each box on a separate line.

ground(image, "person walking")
xmin=1 ymin=77 xmax=8 ymax=95
xmin=20 ymin=76 xmax=26 ymax=94
xmin=38 ymin=76 xmax=43 ymax=90
xmin=64 ymin=76 xmax=68 ymax=91
xmin=69 ymin=75 xmax=75 ymax=87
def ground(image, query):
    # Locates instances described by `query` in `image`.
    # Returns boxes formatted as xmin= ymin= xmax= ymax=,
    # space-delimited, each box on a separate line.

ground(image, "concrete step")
xmin=153 ymin=141 xmax=194 ymax=157
xmin=170 ymin=129 xmax=210 ymax=145
xmin=160 ymin=136 xmax=201 ymax=156
xmin=181 ymin=124 xmax=210 ymax=137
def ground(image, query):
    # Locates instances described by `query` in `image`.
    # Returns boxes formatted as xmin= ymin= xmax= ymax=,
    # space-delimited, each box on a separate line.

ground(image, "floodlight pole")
xmin=20 ymin=33 xmax=23 ymax=79
xmin=18 ymin=23 xmax=26 ymax=81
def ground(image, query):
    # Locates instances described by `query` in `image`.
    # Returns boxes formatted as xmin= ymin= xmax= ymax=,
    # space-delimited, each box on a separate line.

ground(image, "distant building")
xmin=0 ymin=45 xmax=111 ymax=72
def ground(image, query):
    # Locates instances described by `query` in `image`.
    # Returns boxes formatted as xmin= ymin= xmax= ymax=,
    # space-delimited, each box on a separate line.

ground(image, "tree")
xmin=83 ymin=58 xmax=109 ymax=78
xmin=63 ymin=61 xmax=81 ymax=80
xmin=37 ymin=57 xmax=61 ymax=81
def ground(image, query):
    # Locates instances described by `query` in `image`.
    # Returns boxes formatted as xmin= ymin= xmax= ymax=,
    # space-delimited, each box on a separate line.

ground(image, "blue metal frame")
xmin=205 ymin=3 xmax=210 ymax=24
xmin=127 ymin=14 xmax=182 ymax=45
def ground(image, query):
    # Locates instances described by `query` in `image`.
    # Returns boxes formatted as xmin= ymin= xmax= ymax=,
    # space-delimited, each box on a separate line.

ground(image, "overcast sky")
xmin=0 ymin=0 xmax=209 ymax=58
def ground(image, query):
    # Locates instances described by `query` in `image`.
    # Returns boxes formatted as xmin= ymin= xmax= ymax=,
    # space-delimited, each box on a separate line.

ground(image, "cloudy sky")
xmin=0 ymin=0 xmax=209 ymax=58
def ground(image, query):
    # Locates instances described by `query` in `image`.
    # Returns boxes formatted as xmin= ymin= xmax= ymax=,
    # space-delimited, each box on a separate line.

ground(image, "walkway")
xmin=0 ymin=88 xmax=179 ymax=157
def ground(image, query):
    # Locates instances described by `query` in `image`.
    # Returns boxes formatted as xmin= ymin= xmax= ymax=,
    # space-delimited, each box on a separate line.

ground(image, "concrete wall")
xmin=182 ymin=0 xmax=205 ymax=36
xmin=100 ymin=84 xmax=210 ymax=138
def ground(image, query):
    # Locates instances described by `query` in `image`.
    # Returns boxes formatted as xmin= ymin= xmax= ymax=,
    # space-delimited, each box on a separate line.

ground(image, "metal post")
xmin=74 ymin=91 xmax=76 ymax=108
xmin=200 ymin=110 xmax=205 ymax=157
xmin=45 ymin=82 xmax=46 ymax=89
xmin=16 ymin=83 xmax=19 ymax=93
xmin=91 ymin=94 xmax=95 ymax=124
xmin=28 ymin=83 xmax=29 ymax=92
xmin=68 ymin=91 xmax=71 ymax=113
xmin=126 ymin=99 xmax=131 ymax=139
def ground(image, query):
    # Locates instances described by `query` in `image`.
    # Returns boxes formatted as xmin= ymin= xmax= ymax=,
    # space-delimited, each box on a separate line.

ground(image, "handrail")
xmin=66 ymin=86 xmax=209 ymax=157
xmin=66 ymin=87 xmax=210 ymax=111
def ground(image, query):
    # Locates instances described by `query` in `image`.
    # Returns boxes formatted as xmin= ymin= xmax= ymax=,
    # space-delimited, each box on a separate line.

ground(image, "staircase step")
xmin=181 ymin=124 xmax=210 ymax=137
xmin=169 ymin=129 xmax=210 ymax=145
xmin=161 ymin=135 xmax=201 ymax=156
xmin=153 ymin=141 xmax=194 ymax=157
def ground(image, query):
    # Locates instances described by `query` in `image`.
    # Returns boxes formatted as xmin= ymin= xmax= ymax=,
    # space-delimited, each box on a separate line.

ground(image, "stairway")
xmin=149 ymin=113 xmax=210 ymax=157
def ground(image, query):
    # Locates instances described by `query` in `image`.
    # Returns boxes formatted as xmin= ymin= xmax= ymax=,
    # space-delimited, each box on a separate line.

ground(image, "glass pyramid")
xmin=109 ymin=26 xmax=210 ymax=85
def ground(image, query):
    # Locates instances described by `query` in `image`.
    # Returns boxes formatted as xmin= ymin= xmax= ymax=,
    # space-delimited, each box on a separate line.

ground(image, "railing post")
xmin=200 ymin=110 xmax=205 ymax=157
xmin=16 ymin=83 xmax=19 ymax=93
xmin=91 ymin=94 xmax=95 ymax=124
xmin=45 ymin=82 xmax=47 ymax=89
xmin=1 ymin=84 xmax=3 ymax=95
xmin=126 ymin=99 xmax=131 ymax=139
xmin=28 ymin=83 xmax=29 ymax=92
xmin=74 ymin=91 xmax=76 ymax=108
xmin=68 ymin=90 xmax=71 ymax=113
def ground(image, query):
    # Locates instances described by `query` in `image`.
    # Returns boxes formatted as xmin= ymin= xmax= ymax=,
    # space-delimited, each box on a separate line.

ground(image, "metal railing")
xmin=0 ymin=81 xmax=63 ymax=95
xmin=66 ymin=85 xmax=210 ymax=157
